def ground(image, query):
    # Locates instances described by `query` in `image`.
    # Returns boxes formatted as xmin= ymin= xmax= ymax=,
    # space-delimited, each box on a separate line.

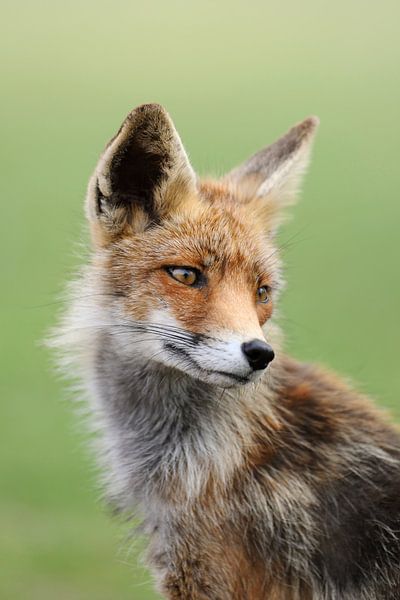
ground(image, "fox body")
xmin=55 ymin=105 xmax=400 ymax=599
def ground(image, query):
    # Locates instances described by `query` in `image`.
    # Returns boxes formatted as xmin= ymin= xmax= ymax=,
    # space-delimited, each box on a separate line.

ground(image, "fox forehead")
xmin=103 ymin=191 xmax=277 ymax=334
xmin=109 ymin=187 xmax=279 ymax=285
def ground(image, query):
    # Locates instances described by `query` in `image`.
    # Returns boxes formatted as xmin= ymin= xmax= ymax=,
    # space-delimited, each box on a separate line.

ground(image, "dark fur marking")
xmin=108 ymin=122 xmax=169 ymax=221
xmin=313 ymin=459 xmax=400 ymax=593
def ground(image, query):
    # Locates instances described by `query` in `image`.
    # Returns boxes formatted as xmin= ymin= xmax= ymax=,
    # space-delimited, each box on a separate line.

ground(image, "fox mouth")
xmin=164 ymin=342 xmax=251 ymax=384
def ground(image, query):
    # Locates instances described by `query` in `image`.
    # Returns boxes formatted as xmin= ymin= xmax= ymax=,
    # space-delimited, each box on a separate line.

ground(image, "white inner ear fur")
xmin=225 ymin=116 xmax=319 ymax=224
xmin=256 ymin=141 xmax=314 ymax=200
xmin=86 ymin=104 xmax=197 ymax=228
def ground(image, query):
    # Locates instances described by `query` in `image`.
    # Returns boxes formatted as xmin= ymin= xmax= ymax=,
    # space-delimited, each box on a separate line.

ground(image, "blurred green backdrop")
xmin=1 ymin=1 xmax=399 ymax=598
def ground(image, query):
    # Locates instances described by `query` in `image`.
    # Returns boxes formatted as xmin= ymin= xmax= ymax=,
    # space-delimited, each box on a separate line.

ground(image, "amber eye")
xmin=257 ymin=286 xmax=270 ymax=304
xmin=167 ymin=267 xmax=198 ymax=286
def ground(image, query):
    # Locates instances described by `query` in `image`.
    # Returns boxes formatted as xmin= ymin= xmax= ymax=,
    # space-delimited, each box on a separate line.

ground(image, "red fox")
xmin=55 ymin=104 xmax=400 ymax=599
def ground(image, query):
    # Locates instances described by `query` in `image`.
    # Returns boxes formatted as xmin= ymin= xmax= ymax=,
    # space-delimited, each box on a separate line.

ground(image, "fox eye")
xmin=167 ymin=267 xmax=198 ymax=286
xmin=257 ymin=286 xmax=270 ymax=304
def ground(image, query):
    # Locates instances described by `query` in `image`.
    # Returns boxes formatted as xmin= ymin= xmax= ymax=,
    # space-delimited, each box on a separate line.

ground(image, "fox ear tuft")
xmin=87 ymin=104 xmax=196 ymax=242
xmin=225 ymin=116 xmax=319 ymax=233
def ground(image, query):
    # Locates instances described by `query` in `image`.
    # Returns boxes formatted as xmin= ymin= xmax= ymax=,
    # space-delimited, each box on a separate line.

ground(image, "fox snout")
xmin=136 ymin=316 xmax=275 ymax=387
xmin=241 ymin=340 xmax=275 ymax=371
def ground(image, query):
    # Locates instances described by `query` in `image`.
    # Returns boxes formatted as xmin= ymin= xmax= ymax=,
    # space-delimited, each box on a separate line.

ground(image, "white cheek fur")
xmin=146 ymin=308 xmax=268 ymax=382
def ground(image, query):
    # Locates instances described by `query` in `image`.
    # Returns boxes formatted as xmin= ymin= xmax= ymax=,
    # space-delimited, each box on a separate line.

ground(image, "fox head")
xmin=86 ymin=104 xmax=318 ymax=387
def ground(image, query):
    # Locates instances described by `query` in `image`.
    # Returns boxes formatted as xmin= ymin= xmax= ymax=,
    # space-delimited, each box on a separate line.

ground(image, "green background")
xmin=1 ymin=1 xmax=399 ymax=598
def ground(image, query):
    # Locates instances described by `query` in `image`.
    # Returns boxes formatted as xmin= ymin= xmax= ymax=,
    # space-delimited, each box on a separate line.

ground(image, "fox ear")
xmin=87 ymin=104 xmax=196 ymax=242
xmin=225 ymin=116 xmax=319 ymax=232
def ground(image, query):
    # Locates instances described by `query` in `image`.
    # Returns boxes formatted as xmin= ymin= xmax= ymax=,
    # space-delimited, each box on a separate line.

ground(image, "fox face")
xmin=86 ymin=104 xmax=318 ymax=387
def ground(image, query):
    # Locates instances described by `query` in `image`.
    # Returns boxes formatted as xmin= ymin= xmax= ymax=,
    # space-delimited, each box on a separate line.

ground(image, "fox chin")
xmin=52 ymin=104 xmax=400 ymax=600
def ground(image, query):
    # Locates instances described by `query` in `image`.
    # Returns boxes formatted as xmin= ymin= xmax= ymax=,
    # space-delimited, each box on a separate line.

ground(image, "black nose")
xmin=241 ymin=340 xmax=275 ymax=371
